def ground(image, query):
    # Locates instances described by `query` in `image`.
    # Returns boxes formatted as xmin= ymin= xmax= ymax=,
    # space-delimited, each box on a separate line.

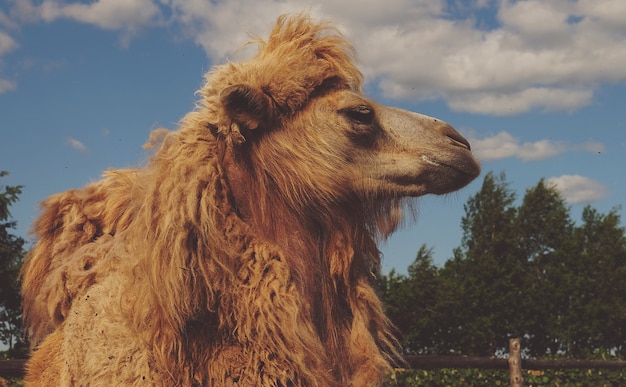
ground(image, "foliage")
xmin=443 ymin=171 xmax=523 ymax=356
xmin=387 ymin=368 xmax=508 ymax=386
xmin=380 ymin=171 xmax=626 ymax=359
xmin=381 ymin=245 xmax=448 ymax=354
xmin=0 ymin=377 xmax=24 ymax=387
xmin=514 ymin=178 xmax=575 ymax=356
xmin=384 ymin=368 xmax=626 ymax=387
xmin=0 ymin=171 xmax=27 ymax=358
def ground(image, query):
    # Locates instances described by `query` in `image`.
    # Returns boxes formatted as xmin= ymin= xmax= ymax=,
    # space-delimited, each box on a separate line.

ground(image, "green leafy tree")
xmin=380 ymin=245 xmax=452 ymax=355
xmin=403 ymin=245 xmax=445 ymax=354
xmin=516 ymin=179 xmax=574 ymax=261
xmin=379 ymin=268 xmax=408 ymax=344
xmin=560 ymin=206 xmax=626 ymax=358
xmin=0 ymin=171 xmax=27 ymax=357
xmin=381 ymin=173 xmax=626 ymax=360
xmin=440 ymin=172 xmax=523 ymax=356
xmin=515 ymin=179 xmax=575 ymax=356
xmin=434 ymin=173 xmax=520 ymax=356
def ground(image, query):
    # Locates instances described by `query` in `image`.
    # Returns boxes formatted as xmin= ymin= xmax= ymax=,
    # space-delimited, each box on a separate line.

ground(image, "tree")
xmin=560 ymin=206 xmax=626 ymax=357
xmin=379 ymin=245 xmax=450 ymax=355
xmin=516 ymin=179 xmax=573 ymax=261
xmin=403 ymin=245 xmax=443 ymax=354
xmin=515 ymin=179 xmax=575 ymax=356
xmin=440 ymin=172 xmax=523 ymax=356
xmin=0 ymin=171 xmax=27 ymax=357
xmin=380 ymin=172 xmax=626 ymax=360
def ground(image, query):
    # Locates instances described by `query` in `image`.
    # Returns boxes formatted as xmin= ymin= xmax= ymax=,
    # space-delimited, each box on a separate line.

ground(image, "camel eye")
xmin=343 ymin=105 xmax=374 ymax=125
xmin=341 ymin=104 xmax=378 ymax=146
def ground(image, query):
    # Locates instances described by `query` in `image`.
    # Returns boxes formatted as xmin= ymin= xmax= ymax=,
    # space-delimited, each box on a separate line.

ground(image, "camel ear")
xmin=220 ymin=84 xmax=273 ymax=131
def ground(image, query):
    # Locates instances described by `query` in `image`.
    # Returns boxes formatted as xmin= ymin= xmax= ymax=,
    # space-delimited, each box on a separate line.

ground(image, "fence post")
xmin=509 ymin=338 xmax=523 ymax=387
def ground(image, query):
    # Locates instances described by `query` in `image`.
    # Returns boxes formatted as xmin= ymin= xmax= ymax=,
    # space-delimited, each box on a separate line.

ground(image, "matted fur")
xmin=21 ymin=14 xmax=479 ymax=386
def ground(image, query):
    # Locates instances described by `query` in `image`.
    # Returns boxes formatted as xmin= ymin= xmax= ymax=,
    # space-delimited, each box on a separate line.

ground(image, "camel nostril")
xmin=441 ymin=125 xmax=471 ymax=151
xmin=448 ymin=134 xmax=471 ymax=151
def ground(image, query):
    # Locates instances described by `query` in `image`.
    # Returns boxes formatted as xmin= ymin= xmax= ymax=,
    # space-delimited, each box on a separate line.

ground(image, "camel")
xmin=21 ymin=14 xmax=480 ymax=386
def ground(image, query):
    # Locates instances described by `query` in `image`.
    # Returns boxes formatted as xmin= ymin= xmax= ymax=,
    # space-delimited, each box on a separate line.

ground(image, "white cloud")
xmin=469 ymin=131 xmax=566 ymax=161
xmin=10 ymin=0 xmax=163 ymax=46
xmin=66 ymin=137 xmax=88 ymax=154
xmin=447 ymin=88 xmax=594 ymax=116
xmin=165 ymin=0 xmax=626 ymax=115
xmin=497 ymin=0 xmax=573 ymax=48
xmin=577 ymin=0 xmax=626 ymax=32
xmin=346 ymin=0 xmax=626 ymax=114
xmin=166 ymin=0 xmax=311 ymax=60
xmin=5 ymin=0 xmax=626 ymax=115
xmin=468 ymin=131 xmax=605 ymax=162
xmin=547 ymin=175 xmax=608 ymax=203
xmin=40 ymin=0 xmax=162 ymax=30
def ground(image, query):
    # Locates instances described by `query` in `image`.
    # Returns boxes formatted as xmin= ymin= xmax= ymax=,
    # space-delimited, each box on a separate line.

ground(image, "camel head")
xmin=219 ymin=83 xmax=480 ymax=199
xmin=197 ymin=15 xmax=480 ymax=225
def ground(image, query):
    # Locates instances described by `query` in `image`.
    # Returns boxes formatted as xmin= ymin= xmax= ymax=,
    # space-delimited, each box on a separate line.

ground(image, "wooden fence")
xmin=405 ymin=339 xmax=626 ymax=386
xmin=3 ymin=339 xmax=626 ymax=386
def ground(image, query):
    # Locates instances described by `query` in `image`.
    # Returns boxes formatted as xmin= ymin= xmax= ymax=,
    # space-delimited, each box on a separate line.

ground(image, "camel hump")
xmin=21 ymin=169 xmax=139 ymax=345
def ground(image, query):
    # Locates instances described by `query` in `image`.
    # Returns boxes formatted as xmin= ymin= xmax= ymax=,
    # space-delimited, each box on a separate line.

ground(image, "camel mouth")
xmin=385 ymin=153 xmax=480 ymax=195
xmin=421 ymin=154 xmax=480 ymax=178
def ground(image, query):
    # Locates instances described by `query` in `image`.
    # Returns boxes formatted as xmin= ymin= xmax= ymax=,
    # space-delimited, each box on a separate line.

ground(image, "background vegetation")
xmin=0 ymin=171 xmax=27 ymax=387
xmin=386 ymin=367 xmax=626 ymax=387
xmin=1 ymin=170 xmax=625 ymax=386
xmin=380 ymin=171 xmax=626 ymax=385
xmin=380 ymin=171 xmax=626 ymax=359
xmin=0 ymin=171 xmax=27 ymax=360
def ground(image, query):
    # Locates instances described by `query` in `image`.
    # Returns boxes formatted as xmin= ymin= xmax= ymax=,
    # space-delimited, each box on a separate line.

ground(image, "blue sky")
xmin=1 ymin=0 xmax=625 ymax=273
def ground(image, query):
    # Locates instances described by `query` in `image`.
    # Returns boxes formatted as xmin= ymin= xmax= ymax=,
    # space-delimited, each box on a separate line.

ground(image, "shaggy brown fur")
xmin=21 ymin=14 xmax=480 ymax=386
